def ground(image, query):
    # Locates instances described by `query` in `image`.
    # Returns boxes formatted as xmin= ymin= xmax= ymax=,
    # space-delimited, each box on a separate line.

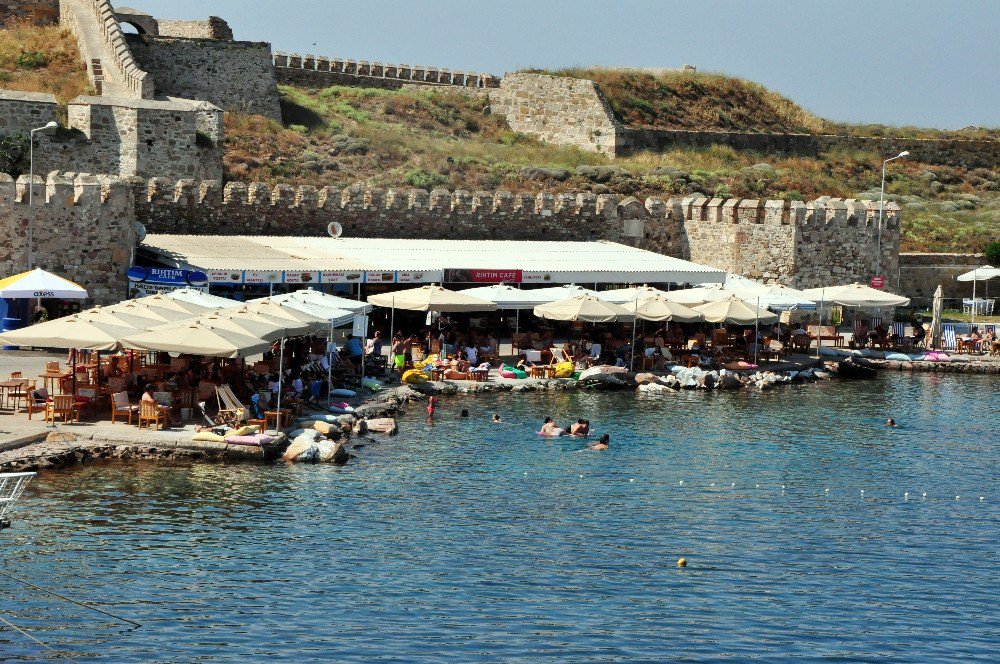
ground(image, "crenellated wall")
xmin=128 ymin=177 xmax=899 ymax=289
xmin=0 ymin=171 xmax=135 ymax=304
xmin=272 ymin=51 xmax=501 ymax=91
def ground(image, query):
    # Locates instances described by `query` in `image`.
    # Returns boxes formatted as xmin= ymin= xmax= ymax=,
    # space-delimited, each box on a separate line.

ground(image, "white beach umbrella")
xmin=801 ymin=283 xmax=910 ymax=308
xmin=955 ymin=265 xmax=1000 ymax=327
xmin=150 ymin=312 xmax=288 ymax=343
xmin=597 ymin=285 xmax=670 ymax=304
xmin=163 ymin=287 xmax=238 ymax=310
xmin=132 ymin=293 xmax=217 ymax=316
xmin=533 ymin=294 xmax=634 ymax=323
xmin=0 ymin=268 xmax=88 ymax=299
xmin=928 ymin=284 xmax=944 ymax=350
xmin=368 ymin=285 xmax=497 ymax=312
xmin=694 ymin=296 xmax=778 ymax=325
xmin=457 ymin=283 xmax=555 ymax=309
xmin=633 ymin=295 xmax=705 ymax=322
xmin=248 ymin=296 xmax=355 ymax=328
xmin=0 ymin=314 xmax=131 ymax=351
xmin=523 ymin=284 xmax=601 ymax=302
xmin=725 ymin=283 xmax=817 ymax=311
xmin=122 ymin=320 xmax=273 ymax=359
xmin=265 ymin=288 xmax=372 ymax=314
xmin=662 ymin=286 xmax=729 ymax=306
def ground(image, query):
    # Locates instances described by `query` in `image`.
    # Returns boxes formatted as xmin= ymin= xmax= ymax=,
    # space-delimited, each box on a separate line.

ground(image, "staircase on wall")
xmin=61 ymin=0 xmax=151 ymax=98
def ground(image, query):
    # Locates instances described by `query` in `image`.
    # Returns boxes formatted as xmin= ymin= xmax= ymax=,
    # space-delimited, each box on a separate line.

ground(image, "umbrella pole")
xmin=754 ymin=297 xmax=760 ymax=366
xmin=326 ymin=321 xmax=333 ymax=406
xmin=274 ymin=336 xmax=284 ymax=433
xmin=971 ymin=278 xmax=976 ymax=330
xmin=629 ymin=299 xmax=637 ymax=372
xmin=816 ymin=289 xmax=825 ymax=361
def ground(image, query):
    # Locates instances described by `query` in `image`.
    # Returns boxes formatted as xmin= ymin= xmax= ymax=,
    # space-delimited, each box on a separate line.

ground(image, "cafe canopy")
xmin=138 ymin=236 xmax=727 ymax=286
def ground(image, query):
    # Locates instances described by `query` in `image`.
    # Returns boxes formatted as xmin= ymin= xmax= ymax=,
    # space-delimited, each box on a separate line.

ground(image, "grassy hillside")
xmin=0 ymin=21 xmax=89 ymax=109
xmin=224 ymin=83 xmax=998 ymax=253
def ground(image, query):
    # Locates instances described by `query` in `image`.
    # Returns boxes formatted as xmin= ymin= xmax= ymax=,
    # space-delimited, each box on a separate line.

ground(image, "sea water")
xmin=1 ymin=372 xmax=997 ymax=661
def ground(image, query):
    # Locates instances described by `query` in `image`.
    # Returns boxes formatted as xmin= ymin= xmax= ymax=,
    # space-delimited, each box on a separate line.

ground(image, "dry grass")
xmin=536 ymin=67 xmax=825 ymax=133
xmin=0 ymin=22 xmax=89 ymax=109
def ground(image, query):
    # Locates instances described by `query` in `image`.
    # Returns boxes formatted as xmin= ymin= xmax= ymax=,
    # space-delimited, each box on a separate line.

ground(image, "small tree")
xmin=984 ymin=241 xmax=1000 ymax=266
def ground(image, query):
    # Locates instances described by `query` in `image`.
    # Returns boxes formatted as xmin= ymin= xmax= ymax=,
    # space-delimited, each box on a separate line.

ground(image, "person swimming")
xmin=492 ymin=413 xmax=501 ymax=423
xmin=461 ymin=409 xmax=469 ymax=418
xmin=588 ymin=434 xmax=610 ymax=450
xmin=540 ymin=416 xmax=566 ymax=437
xmin=426 ymin=395 xmax=437 ymax=417
xmin=887 ymin=418 xmax=896 ymax=427
xmin=569 ymin=419 xmax=590 ymax=436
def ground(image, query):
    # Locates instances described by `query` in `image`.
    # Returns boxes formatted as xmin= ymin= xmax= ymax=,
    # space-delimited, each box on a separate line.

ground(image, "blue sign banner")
xmin=128 ymin=266 xmax=209 ymax=286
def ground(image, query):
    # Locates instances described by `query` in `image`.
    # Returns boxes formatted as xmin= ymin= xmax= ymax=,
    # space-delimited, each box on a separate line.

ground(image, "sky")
xmin=131 ymin=0 xmax=998 ymax=129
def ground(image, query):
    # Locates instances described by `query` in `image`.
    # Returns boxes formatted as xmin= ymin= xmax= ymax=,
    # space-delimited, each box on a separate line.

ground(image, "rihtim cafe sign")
xmin=445 ymin=269 xmax=523 ymax=283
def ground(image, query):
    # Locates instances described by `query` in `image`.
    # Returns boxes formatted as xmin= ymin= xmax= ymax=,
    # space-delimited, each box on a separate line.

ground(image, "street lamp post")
xmin=27 ymin=121 xmax=59 ymax=270
xmin=875 ymin=150 xmax=909 ymax=279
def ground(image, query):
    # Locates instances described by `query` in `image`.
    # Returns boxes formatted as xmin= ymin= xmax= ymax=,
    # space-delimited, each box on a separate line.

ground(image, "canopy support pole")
xmin=816 ymin=289 xmax=825 ymax=361
xmin=971 ymin=278 xmax=977 ymax=330
xmin=274 ymin=336 xmax=284 ymax=433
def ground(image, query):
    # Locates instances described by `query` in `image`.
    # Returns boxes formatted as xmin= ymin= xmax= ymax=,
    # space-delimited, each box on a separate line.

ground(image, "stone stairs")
xmin=61 ymin=0 xmax=149 ymax=98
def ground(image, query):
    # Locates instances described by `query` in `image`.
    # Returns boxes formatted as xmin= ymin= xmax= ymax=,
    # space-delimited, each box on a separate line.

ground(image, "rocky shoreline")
xmin=867 ymin=358 xmax=1000 ymax=374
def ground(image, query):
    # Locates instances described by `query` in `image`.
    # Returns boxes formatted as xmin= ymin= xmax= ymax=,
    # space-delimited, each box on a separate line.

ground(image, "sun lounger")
xmin=215 ymin=384 xmax=249 ymax=427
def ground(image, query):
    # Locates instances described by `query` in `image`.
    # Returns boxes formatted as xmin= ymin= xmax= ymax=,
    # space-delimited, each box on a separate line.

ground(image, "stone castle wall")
xmin=489 ymin=72 xmax=620 ymax=156
xmin=0 ymin=172 xmax=135 ymax=304
xmin=272 ymin=52 xmax=501 ymax=91
xmin=127 ymin=35 xmax=281 ymax=120
xmin=897 ymin=252 xmax=986 ymax=308
xmin=0 ymin=0 xmax=58 ymax=24
xmin=157 ymin=16 xmax=232 ymax=40
xmin=0 ymin=90 xmax=223 ymax=179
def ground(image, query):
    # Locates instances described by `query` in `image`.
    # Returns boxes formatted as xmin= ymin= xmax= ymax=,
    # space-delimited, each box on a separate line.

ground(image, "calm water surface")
xmin=1 ymin=372 xmax=997 ymax=661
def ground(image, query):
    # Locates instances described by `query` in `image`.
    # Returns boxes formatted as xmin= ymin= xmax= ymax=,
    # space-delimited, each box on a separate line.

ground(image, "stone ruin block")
xmin=411 ymin=65 xmax=427 ymax=82
xmin=452 ymin=190 xmax=473 ymax=213
xmin=288 ymin=53 xmax=302 ymax=69
xmin=330 ymin=58 xmax=345 ymax=73
xmin=223 ymin=181 xmax=249 ymax=205
xmin=408 ymin=188 xmax=429 ymax=209
xmin=45 ymin=173 xmax=75 ymax=206
xmin=513 ymin=192 xmax=534 ymax=212
xmin=385 ymin=188 xmax=408 ymax=211
xmin=424 ymin=67 xmax=440 ymax=83
xmin=645 ymin=196 xmax=666 ymax=219
xmin=428 ymin=188 xmax=451 ymax=211
xmin=297 ymin=185 xmax=319 ymax=210
xmin=576 ymin=192 xmax=598 ymax=217
xmin=303 ymin=54 xmax=316 ymax=70
xmin=464 ymin=71 xmax=478 ymax=87
xmin=315 ymin=56 xmax=330 ymax=72
xmin=273 ymin=51 xmax=289 ymax=67
xmin=344 ymin=59 xmax=358 ymax=75
xmin=471 ymin=191 xmax=493 ymax=212
xmin=384 ymin=63 xmax=398 ymax=79
xmin=721 ymin=198 xmax=740 ymax=224
xmin=173 ymin=179 xmax=197 ymax=205
xmin=317 ymin=186 xmax=339 ymax=209
xmin=439 ymin=68 xmax=452 ymax=85
xmin=397 ymin=64 xmax=411 ymax=80
xmin=555 ymin=192 xmax=576 ymax=213
xmin=272 ymin=184 xmax=297 ymax=206
xmin=356 ymin=60 xmax=370 ymax=76
xmin=72 ymin=174 xmax=102 ymax=204
xmin=248 ymin=182 xmax=271 ymax=205
xmin=536 ymin=191 xmax=555 ymax=215
xmin=198 ymin=180 xmax=222 ymax=205
xmin=763 ymin=199 xmax=789 ymax=225
xmin=493 ymin=190 xmax=513 ymax=212
xmin=737 ymin=199 xmax=762 ymax=224
xmin=595 ymin=193 xmax=617 ymax=217
xmin=369 ymin=61 xmax=383 ymax=77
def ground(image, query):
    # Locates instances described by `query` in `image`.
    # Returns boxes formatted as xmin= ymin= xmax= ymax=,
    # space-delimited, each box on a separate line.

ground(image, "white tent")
xmin=598 ymin=285 xmax=671 ymax=304
xmin=163 ymin=287 xmax=238 ymax=310
xmin=524 ymin=284 xmax=601 ymax=302
xmin=267 ymin=288 xmax=372 ymax=314
xmin=956 ymin=265 xmax=1000 ymax=326
xmin=662 ymin=286 xmax=729 ymax=306
xmin=246 ymin=296 xmax=356 ymax=328
xmin=458 ymin=283 xmax=556 ymax=309
xmin=724 ymin=282 xmax=817 ymax=311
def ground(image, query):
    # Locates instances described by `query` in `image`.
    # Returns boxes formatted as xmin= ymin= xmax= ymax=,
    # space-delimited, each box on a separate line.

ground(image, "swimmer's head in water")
xmin=492 ymin=414 xmax=500 ymax=422
xmin=599 ymin=434 xmax=610 ymax=445
xmin=461 ymin=409 xmax=469 ymax=417
xmin=544 ymin=416 xmax=552 ymax=424
xmin=887 ymin=418 xmax=896 ymax=426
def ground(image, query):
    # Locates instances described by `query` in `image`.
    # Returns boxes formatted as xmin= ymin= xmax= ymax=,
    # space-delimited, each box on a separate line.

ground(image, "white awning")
xmin=139 ymin=235 xmax=726 ymax=286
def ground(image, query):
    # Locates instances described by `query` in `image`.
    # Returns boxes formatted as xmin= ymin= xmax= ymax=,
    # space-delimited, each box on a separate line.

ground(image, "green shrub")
xmin=404 ymin=168 xmax=449 ymax=189
xmin=15 ymin=51 xmax=47 ymax=69
xmin=985 ymin=242 xmax=1000 ymax=265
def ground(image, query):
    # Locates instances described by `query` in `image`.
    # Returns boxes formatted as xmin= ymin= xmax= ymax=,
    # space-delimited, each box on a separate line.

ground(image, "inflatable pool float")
xmin=553 ymin=361 xmax=574 ymax=378
xmin=499 ymin=364 xmax=517 ymax=379
xmin=330 ymin=388 xmax=356 ymax=398
xmin=361 ymin=377 xmax=382 ymax=391
xmin=537 ymin=428 xmax=567 ymax=437
xmin=328 ymin=401 xmax=355 ymax=414
xmin=402 ymin=369 xmax=428 ymax=384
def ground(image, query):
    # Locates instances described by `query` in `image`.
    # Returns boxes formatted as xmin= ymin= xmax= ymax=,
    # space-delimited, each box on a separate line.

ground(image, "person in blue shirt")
xmin=345 ymin=334 xmax=363 ymax=366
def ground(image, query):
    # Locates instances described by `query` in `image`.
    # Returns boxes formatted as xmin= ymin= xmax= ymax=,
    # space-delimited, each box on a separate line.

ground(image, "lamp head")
xmin=897 ymin=150 xmax=910 ymax=158
xmin=33 ymin=121 xmax=59 ymax=136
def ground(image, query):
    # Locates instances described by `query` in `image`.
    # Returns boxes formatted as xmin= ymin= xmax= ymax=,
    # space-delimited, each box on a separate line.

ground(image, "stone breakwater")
xmin=868 ymin=359 xmax=1000 ymax=374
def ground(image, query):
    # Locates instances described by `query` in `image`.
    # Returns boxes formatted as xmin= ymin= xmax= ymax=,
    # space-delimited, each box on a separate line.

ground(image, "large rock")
xmin=313 ymin=420 xmax=335 ymax=435
xmin=282 ymin=433 xmax=320 ymax=462
xmin=718 ymin=372 xmax=743 ymax=390
xmin=366 ymin=418 xmax=398 ymax=435
xmin=316 ymin=440 xmax=349 ymax=463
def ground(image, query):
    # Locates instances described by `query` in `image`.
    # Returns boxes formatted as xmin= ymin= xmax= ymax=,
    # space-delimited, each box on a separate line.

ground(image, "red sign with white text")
xmin=870 ymin=275 xmax=885 ymax=290
xmin=446 ymin=269 xmax=523 ymax=283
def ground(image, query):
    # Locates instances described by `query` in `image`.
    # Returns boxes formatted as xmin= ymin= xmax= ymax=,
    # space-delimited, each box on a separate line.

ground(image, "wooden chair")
xmin=45 ymin=361 xmax=60 ymax=373
xmin=138 ymin=400 xmax=166 ymax=430
xmin=75 ymin=387 xmax=99 ymax=419
xmin=45 ymin=394 xmax=79 ymax=425
xmin=26 ymin=386 xmax=49 ymax=420
xmin=8 ymin=379 xmax=35 ymax=412
xmin=215 ymin=384 xmax=248 ymax=427
xmin=111 ymin=391 xmax=138 ymax=425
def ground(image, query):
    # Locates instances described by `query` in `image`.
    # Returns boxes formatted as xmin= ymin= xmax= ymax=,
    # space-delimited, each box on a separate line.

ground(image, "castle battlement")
xmin=0 ymin=172 xmax=127 ymax=205
xmin=273 ymin=51 xmax=501 ymax=90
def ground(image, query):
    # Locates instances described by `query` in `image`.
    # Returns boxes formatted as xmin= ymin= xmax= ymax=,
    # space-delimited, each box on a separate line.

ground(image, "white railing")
xmin=0 ymin=472 xmax=36 ymax=522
